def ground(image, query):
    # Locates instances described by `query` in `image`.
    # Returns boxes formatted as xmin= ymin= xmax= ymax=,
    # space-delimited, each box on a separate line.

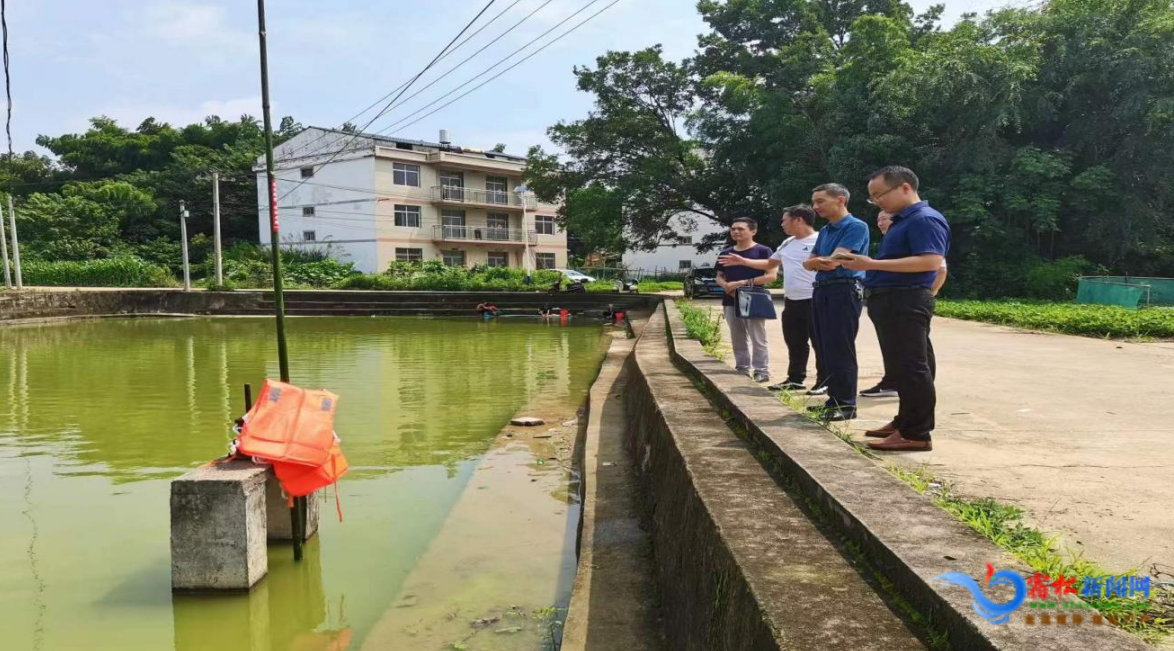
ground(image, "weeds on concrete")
xmin=676 ymin=300 xmax=725 ymax=359
xmin=772 ymin=387 xmax=1173 ymax=644
xmin=669 ymin=302 xmax=1172 ymax=643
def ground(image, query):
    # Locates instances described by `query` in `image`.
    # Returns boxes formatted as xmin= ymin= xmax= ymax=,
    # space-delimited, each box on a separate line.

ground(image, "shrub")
xmin=1024 ymin=256 xmax=1090 ymax=301
xmin=585 ymin=279 xmax=683 ymax=293
xmin=23 ymin=257 xmax=176 ymax=287
xmin=208 ymin=243 xmax=359 ymax=288
xmin=935 ymin=300 xmax=1174 ymax=339
xmin=336 ymin=263 xmax=562 ymax=291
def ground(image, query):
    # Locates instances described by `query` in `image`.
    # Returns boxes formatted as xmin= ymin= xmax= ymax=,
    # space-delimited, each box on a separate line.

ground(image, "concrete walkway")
xmin=713 ymin=299 xmax=1174 ymax=576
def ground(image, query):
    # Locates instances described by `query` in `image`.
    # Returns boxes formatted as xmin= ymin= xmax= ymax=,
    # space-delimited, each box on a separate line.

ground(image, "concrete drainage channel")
xmin=562 ymin=302 xmax=1148 ymax=650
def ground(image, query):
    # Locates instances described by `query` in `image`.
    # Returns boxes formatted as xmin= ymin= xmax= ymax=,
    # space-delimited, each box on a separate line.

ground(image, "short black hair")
xmin=782 ymin=204 xmax=816 ymax=226
xmin=731 ymin=216 xmax=758 ymax=230
xmin=812 ymin=183 xmax=850 ymax=202
xmin=867 ymin=166 xmax=919 ymax=191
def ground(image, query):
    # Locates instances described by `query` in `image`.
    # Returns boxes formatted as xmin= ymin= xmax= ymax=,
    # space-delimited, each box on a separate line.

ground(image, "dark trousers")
xmin=868 ymin=288 xmax=936 ymax=440
xmin=878 ymin=332 xmax=935 ymax=387
xmin=782 ymin=298 xmax=822 ymax=384
xmin=811 ymin=282 xmax=862 ymax=408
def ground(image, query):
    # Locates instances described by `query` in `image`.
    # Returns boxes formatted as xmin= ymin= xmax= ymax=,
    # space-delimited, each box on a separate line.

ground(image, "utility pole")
xmin=0 ymin=197 xmax=11 ymax=289
xmin=256 ymin=0 xmax=300 ymax=561
xmin=517 ymin=184 xmax=532 ymax=284
xmin=212 ymin=171 xmax=224 ymax=286
xmin=8 ymin=194 xmax=21 ymax=290
xmin=179 ymin=201 xmax=191 ymax=291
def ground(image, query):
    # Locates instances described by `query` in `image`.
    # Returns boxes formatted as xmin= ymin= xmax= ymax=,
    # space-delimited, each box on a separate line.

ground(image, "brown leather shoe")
xmin=865 ymin=421 xmax=899 ymax=438
xmin=868 ymin=432 xmax=932 ymax=451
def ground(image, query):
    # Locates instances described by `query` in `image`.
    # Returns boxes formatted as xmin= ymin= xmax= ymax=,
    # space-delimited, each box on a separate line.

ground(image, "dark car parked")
xmin=683 ymin=266 xmax=724 ymax=299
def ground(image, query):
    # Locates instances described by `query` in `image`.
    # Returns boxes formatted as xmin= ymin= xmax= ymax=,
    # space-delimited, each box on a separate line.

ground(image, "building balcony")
xmin=430 ymin=186 xmax=538 ymax=211
xmin=432 ymin=225 xmax=536 ymax=246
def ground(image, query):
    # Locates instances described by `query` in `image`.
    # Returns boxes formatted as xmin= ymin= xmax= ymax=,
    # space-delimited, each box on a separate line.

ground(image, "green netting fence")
xmin=1077 ymin=276 xmax=1174 ymax=309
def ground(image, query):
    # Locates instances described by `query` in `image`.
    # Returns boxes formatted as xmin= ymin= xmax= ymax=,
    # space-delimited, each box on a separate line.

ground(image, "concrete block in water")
xmin=265 ymin=469 xmax=319 ymax=541
xmin=170 ymin=459 xmax=268 ymax=591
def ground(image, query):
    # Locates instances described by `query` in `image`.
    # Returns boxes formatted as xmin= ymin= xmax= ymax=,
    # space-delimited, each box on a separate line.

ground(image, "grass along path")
xmin=774 ymin=389 xmax=1173 ymax=644
xmin=935 ymin=300 xmax=1174 ymax=340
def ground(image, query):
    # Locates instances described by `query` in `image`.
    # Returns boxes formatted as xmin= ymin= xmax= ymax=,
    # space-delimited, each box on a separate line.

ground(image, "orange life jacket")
xmin=272 ymin=440 xmax=349 ymax=498
xmin=237 ymin=380 xmax=338 ymax=468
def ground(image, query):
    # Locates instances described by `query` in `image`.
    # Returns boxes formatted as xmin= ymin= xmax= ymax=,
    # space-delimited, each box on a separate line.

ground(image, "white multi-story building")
xmin=255 ymin=127 xmax=568 ymax=273
xmin=621 ymin=213 xmax=728 ymax=275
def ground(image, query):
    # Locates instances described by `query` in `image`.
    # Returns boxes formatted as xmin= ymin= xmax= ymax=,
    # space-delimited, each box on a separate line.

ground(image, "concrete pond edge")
xmin=661 ymin=300 xmax=1146 ymax=651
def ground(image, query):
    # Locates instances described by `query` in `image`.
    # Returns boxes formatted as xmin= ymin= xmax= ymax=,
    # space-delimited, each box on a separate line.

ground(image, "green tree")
xmin=525 ymin=47 xmax=722 ymax=253
xmin=533 ymin=0 xmax=1174 ymax=295
xmin=15 ymin=181 xmax=156 ymax=260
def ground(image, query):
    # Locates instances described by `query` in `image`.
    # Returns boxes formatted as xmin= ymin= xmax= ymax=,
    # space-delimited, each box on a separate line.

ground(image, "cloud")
xmin=134 ymin=2 xmax=253 ymax=61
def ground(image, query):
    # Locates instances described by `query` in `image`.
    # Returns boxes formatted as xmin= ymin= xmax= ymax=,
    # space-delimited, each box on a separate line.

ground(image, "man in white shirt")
xmin=717 ymin=205 xmax=823 ymax=391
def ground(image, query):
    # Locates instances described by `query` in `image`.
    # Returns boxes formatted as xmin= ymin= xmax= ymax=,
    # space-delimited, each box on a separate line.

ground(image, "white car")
xmin=555 ymin=269 xmax=596 ymax=283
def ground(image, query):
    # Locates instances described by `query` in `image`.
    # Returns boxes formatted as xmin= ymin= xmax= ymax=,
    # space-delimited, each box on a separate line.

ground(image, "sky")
xmin=10 ymin=0 xmax=1026 ymax=159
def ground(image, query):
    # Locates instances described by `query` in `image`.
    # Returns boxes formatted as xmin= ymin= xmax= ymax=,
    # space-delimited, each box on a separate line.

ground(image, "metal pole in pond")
xmin=0 ymin=197 xmax=11 ymax=289
xmin=255 ymin=0 xmax=301 ymax=561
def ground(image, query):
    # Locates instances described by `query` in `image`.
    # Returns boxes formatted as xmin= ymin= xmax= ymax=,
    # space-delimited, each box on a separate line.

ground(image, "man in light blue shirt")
xmin=802 ymin=183 xmax=870 ymax=420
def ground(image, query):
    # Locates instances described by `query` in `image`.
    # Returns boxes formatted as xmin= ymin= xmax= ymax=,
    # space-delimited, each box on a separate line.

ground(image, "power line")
xmin=358 ymin=0 xmax=558 ymax=132
xmin=282 ymin=0 xmax=528 ymax=161
xmin=1 ymin=0 xmax=11 ymax=160
xmin=275 ymin=0 xmax=501 ymax=202
xmin=381 ymin=0 xmax=620 ymax=137
xmin=290 ymin=0 xmax=611 ymax=165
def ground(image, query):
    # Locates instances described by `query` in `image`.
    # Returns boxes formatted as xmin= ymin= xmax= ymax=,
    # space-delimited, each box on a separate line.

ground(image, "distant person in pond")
xmin=476 ymin=302 xmax=499 ymax=318
xmin=859 ymin=210 xmax=948 ymax=399
xmin=719 ymin=205 xmax=823 ymax=393
xmin=839 ymin=166 xmax=951 ymax=452
xmin=540 ymin=303 xmax=556 ymax=320
xmin=714 ymin=217 xmax=777 ymax=383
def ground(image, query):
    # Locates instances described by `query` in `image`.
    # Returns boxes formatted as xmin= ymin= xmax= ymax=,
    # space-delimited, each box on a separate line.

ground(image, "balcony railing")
xmin=432 ymin=225 xmax=536 ymax=244
xmin=431 ymin=186 xmax=537 ymax=209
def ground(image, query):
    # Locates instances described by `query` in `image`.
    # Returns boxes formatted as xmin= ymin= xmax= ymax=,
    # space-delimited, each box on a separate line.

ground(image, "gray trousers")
xmin=724 ymin=306 xmax=770 ymax=377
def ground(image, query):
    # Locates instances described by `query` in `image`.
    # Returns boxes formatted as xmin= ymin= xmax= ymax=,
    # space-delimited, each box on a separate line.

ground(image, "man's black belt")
xmin=813 ymin=278 xmax=860 ymax=289
xmin=864 ymin=285 xmax=928 ymax=298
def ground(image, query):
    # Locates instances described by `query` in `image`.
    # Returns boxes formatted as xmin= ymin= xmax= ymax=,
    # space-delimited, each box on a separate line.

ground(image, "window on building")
xmin=676 ymin=235 xmax=693 ymax=245
xmin=442 ymin=250 xmax=466 ymax=267
xmin=679 ymin=260 xmax=692 ymax=270
xmin=302 ymin=206 xmax=315 ymax=217
xmin=535 ymin=215 xmax=556 ymax=235
xmin=303 ymin=231 xmax=316 ymax=242
xmin=487 ymin=252 xmax=509 ymax=268
xmin=396 ymin=247 xmax=423 ymax=262
xmin=486 ymin=176 xmax=508 ymax=204
xmin=393 ymin=163 xmax=421 ymax=187
xmin=487 ymin=212 xmax=510 ymax=240
xmin=395 ymin=142 xmax=414 ymax=151
xmin=300 ymin=167 xmax=314 ymax=178
xmin=394 ymin=204 xmax=421 ymax=228
xmin=439 ymin=171 xmax=464 ymax=201
xmin=536 ymin=253 xmax=556 ymax=269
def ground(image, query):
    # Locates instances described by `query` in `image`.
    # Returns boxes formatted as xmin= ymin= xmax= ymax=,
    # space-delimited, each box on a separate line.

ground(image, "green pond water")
xmin=0 ymin=316 xmax=610 ymax=651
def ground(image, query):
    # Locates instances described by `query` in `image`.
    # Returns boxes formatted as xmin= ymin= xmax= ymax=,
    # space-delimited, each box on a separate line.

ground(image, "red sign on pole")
xmin=269 ymin=177 xmax=280 ymax=233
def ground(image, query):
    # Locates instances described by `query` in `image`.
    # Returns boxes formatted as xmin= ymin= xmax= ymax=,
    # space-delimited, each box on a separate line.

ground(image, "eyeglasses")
xmin=867 ymin=185 xmax=900 ymax=206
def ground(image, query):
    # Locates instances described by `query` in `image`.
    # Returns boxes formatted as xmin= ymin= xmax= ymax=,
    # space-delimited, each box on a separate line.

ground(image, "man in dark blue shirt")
xmin=802 ymin=183 xmax=870 ymax=420
xmin=841 ymin=166 xmax=950 ymax=451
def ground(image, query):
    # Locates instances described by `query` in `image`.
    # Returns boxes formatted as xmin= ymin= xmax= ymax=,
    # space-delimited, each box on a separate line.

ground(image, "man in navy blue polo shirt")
xmin=841 ymin=166 xmax=950 ymax=451
xmin=802 ymin=183 xmax=870 ymax=421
